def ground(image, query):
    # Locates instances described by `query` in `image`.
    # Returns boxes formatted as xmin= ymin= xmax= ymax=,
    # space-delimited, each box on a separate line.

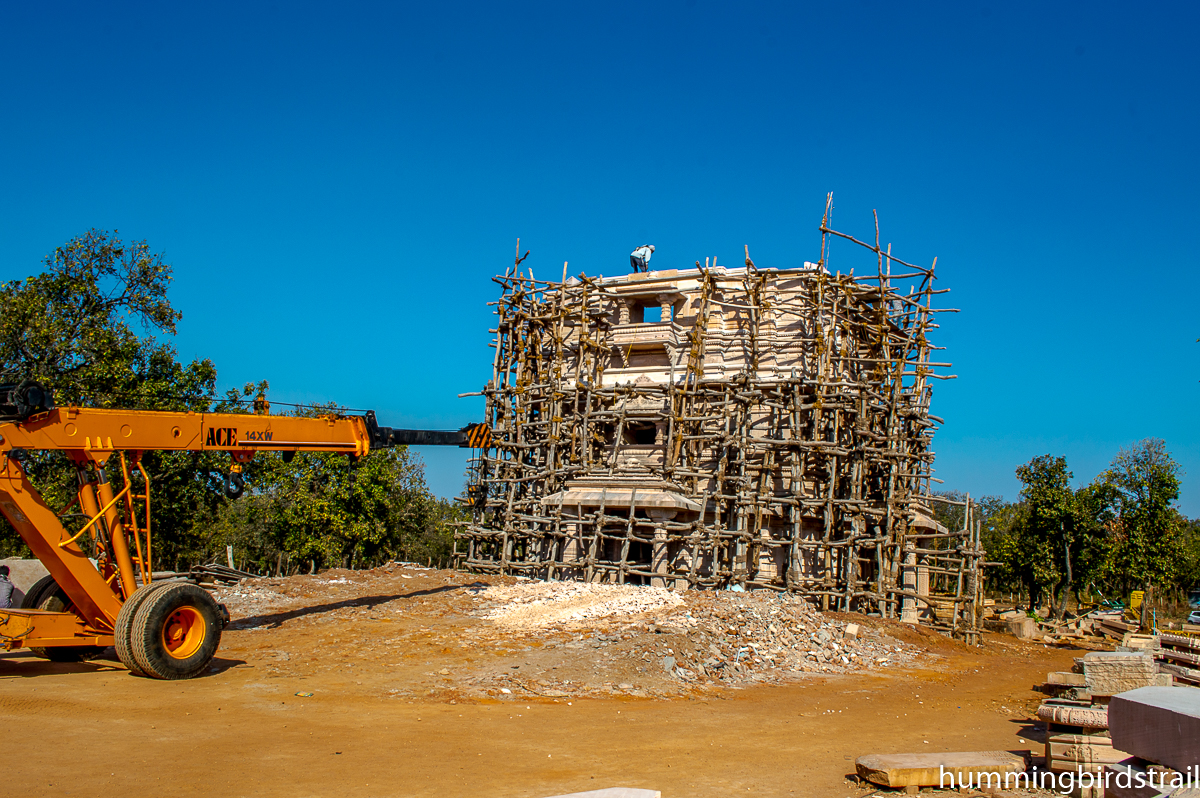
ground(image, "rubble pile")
xmin=471 ymin=579 xmax=926 ymax=687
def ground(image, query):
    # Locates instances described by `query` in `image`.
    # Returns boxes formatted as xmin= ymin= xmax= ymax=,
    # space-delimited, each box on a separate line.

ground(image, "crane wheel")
xmin=128 ymin=583 xmax=223 ymax=680
xmin=19 ymin=575 xmax=108 ymax=662
xmin=115 ymin=582 xmax=176 ymax=676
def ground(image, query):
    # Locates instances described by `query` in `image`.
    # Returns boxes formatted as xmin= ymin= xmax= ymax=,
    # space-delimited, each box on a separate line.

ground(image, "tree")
xmin=1006 ymin=455 xmax=1114 ymax=617
xmin=1009 ymin=456 xmax=1072 ymax=613
xmin=1063 ymin=479 xmax=1117 ymax=611
xmin=1175 ymin=517 xmax=1200 ymax=596
xmin=1098 ymin=438 xmax=1184 ymax=596
xmin=1 ymin=232 xmax=459 ymax=572
xmin=0 ymin=230 xmax=222 ymax=561
xmin=975 ymin=496 xmax=1023 ymax=596
xmin=0 ymin=229 xmax=191 ymax=405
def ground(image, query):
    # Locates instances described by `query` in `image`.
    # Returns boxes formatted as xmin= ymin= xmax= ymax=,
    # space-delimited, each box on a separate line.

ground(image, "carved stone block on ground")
xmin=1084 ymin=652 xmax=1158 ymax=696
xmin=855 ymin=751 xmax=1026 ymax=788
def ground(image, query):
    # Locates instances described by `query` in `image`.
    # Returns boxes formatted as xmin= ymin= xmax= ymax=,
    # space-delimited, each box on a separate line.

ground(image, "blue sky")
xmin=2 ymin=2 xmax=1197 ymax=514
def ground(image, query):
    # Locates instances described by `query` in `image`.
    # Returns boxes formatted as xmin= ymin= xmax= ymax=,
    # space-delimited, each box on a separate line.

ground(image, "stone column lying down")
xmin=1037 ymin=703 xmax=1109 ymax=729
xmin=1109 ymin=686 xmax=1200 ymax=774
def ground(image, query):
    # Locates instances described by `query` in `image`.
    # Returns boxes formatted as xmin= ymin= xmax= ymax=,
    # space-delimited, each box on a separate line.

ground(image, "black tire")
xmin=19 ymin=575 xmax=108 ymax=662
xmin=19 ymin=574 xmax=58 ymax=610
xmin=114 ymin=582 xmax=175 ymax=676
xmin=129 ymin=583 xmax=223 ymax=680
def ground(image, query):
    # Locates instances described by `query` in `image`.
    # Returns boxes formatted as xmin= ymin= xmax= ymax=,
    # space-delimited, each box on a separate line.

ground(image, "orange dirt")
xmin=0 ymin=564 xmax=1081 ymax=798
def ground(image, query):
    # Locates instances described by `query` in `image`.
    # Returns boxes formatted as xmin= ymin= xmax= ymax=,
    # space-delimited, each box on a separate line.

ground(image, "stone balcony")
xmin=609 ymin=320 xmax=686 ymax=349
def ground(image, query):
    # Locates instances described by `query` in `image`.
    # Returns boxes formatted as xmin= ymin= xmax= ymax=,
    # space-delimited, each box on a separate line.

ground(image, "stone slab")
xmin=541 ymin=487 xmax=701 ymax=512
xmin=855 ymin=751 xmax=1026 ymax=787
xmin=1104 ymin=757 xmax=1189 ymax=798
xmin=1109 ymin=687 xmax=1200 ymax=772
xmin=0 ymin=557 xmax=49 ymax=605
xmin=540 ymin=790 xmax=660 ymax=798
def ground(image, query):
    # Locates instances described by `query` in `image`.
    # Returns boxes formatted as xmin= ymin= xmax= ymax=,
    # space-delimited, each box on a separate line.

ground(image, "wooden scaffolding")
xmin=455 ymin=198 xmax=984 ymax=638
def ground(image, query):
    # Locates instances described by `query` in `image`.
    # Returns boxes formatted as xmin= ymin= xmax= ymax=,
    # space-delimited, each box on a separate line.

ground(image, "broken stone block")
xmin=1109 ymin=686 xmax=1200 ymax=772
xmin=1048 ymin=671 xmax=1089 ymax=686
xmin=1010 ymin=617 xmax=1038 ymax=639
xmin=1083 ymin=652 xmax=1158 ymax=696
xmin=844 ymin=623 xmax=860 ymax=639
xmin=855 ymin=751 xmax=1027 ymax=788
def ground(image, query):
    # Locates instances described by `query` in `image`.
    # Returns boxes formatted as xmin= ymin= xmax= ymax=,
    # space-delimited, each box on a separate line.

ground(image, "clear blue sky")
xmin=2 ymin=2 xmax=1197 ymax=514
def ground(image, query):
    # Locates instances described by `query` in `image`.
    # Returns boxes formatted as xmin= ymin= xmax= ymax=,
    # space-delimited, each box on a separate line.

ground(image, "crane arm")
xmin=0 ymin=407 xmax=490 ymax=455
xmin=0 ymin=407 xmax=371 ymax=456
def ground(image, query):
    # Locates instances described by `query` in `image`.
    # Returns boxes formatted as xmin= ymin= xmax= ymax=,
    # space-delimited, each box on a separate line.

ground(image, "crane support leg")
xmin=94 ymin=463 xmax=138 ymax=601
xmin=0 ymin=454 xmax=122 ymax=635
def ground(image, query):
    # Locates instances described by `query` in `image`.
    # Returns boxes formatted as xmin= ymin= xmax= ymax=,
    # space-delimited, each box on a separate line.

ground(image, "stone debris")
xmin=1035 ymin=646 xmax=1200 ymax=796
xmin=539 ymin=790 xmax=660 ymax=798
xmin=470 ymin=580 xmax=926 ymax=689
xmin=475 ymin=581 xmax=684 ymax=628
xmin=1046 ymin=733 xmax=1130 ymax=776
xmin=1157 ymin=633 xmax=1200 ymax=687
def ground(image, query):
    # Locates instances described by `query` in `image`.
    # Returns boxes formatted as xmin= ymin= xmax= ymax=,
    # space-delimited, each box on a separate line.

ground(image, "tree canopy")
xmin=0 ymin=230 xmax=462 ymax=570
xmin=953 ymin=440 xmax=1192 ymax=616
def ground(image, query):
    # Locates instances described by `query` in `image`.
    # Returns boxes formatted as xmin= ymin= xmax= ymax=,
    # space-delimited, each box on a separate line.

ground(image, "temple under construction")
xmin=456 ymin=197 xmax=984 ymax=639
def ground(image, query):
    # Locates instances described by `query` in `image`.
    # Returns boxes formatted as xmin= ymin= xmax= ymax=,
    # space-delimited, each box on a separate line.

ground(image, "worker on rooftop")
xmin=630 ymin=244 xmax=655 ymax=273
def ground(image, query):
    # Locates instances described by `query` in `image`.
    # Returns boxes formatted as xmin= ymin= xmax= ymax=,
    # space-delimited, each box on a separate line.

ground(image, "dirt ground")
xmin=0 ymin=563 xmax=1084 ymax=798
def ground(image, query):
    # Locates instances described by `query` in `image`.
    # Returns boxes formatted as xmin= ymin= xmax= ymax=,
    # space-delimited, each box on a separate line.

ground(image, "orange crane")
xmin=0 ymin=381 xmax=486 ymax=679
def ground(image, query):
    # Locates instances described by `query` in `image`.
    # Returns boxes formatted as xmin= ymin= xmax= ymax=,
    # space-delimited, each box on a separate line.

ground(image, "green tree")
xmin=1098 ymin=438 xmax=1184 ymax=596
xmin=0 ymin=229 xmax=191 ymax=405
xmin=1010 ymin=455 xmax=1072 ymax=613
xmin=0 ymin=230 xmax=223 ymax=561
xmin=1006 ymin=455 xmax=1115 ymax=617
xmin=1175 ymin=517 xmax=1200 ymax=596
xmin=976 ymin=496 xmax=1023 ymax=596
xmin=193 ymin=408 xmax=465 ymax=573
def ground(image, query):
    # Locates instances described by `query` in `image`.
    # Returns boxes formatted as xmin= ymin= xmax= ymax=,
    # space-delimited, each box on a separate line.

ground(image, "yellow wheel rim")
xmin=161 ymin=606 xmax=205 ymax=659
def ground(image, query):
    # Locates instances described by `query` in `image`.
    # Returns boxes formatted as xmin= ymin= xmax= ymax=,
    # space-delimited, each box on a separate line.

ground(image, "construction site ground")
xmin=0 ymin=563 xmax=1082 ymax=798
